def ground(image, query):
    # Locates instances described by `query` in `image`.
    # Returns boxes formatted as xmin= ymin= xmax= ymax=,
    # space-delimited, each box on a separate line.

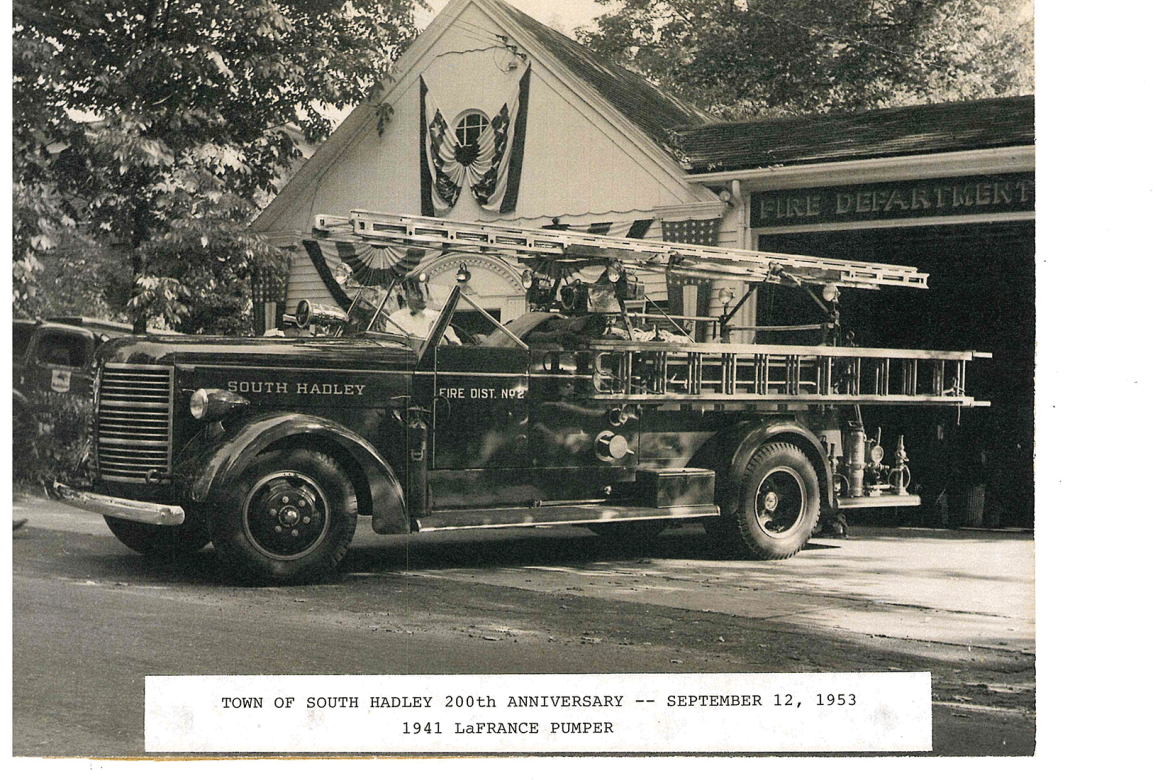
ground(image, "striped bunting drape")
xmin=303 ymin=239 xmax=441 ymax=308
xmin=420 ymin=66 xmax=531 ymax=216
xmin=304 ymin=218 xmax=663 ymax=309
xmin=540 ymin=218 xmax=654 ymax=239
xmin=333 ymin=241 xmax=431 ymax=286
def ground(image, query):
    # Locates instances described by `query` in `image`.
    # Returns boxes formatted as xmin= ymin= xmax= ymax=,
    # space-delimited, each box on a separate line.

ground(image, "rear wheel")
xmin=210 ymin=449 xmax=357 ymax=584
xmin=708 ymin=442 xmax=820 ymax=560
xmin=105 ymin=513 xmax=210 ymax=557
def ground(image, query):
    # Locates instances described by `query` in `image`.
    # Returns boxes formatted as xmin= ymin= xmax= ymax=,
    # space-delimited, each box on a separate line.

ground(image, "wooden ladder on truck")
xmin=314 ymin=211 xmax=931 ymax=291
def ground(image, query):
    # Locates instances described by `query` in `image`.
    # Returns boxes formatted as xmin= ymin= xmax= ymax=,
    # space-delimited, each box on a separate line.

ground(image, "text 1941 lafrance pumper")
xmin=48 ymin=211 xmax=990 ymax=583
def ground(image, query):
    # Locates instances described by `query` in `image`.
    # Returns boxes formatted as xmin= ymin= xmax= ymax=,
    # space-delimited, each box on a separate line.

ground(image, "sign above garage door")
xmin=751 ymin=172 xmax=1034 ymax=229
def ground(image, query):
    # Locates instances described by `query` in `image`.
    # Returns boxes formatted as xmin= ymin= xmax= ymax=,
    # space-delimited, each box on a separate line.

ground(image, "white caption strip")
xmin=146 ymin=672 xmax=931 ymax=753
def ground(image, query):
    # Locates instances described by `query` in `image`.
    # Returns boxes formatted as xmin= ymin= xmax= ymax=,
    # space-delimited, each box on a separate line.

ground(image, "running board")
xmin=418 ymin=503 xmax=720 ymax=532
xmin=837 ymin=494 xmax=922 ymax=509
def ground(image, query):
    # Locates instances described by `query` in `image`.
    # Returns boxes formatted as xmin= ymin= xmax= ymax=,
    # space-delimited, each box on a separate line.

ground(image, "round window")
xmin=455 ymin=111 xmax=490 ymax=147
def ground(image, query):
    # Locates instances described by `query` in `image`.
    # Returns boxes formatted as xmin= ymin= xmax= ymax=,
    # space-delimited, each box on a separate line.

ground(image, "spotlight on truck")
xmin=295 ymin=300 xmax=350 ymax=330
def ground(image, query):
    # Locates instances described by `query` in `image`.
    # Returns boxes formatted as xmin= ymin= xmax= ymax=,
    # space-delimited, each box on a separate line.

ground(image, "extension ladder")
xmin=314 ymin=210 xmax=929 ymax=291
xmin=582 ymin=341 xmax=991 ymax=408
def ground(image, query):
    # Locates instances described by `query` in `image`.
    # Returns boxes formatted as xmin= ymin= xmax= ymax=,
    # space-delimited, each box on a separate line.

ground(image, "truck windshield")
xmin=355 ymin=284 xmax=443 ymax=347
xmin=308 ymin=285 xmax=412 ymax=347
xmin=341 ymin=281 xmax=523 ymax=349
xmin=340 ymin=281 xmax=452 ymax=349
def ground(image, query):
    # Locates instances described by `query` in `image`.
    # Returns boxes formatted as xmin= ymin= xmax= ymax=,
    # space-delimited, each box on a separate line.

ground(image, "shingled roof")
xmin=485 ymin=1 xmax=1032 ymax=174
xmin=484 ymin=0 xmax=713 ymax=151
xmin=672 ymin=95 xmax=1035 ymax=174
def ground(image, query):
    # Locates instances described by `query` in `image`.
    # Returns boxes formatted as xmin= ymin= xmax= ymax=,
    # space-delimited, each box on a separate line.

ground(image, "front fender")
xmin=183 ymin=412 xmax=409 ymax=535
xmin=721 ymin=420 xmax=834 ymax=517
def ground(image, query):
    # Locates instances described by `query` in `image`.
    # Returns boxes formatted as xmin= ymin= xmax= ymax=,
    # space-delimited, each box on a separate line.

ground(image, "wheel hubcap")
xmin=754 ymin=467 xmax=806 ymax=538
xmin=243 ymin=472 xmax=330 ymax=560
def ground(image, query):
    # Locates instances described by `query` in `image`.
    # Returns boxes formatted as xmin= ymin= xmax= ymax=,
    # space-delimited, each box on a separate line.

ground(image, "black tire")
xmin=105 ymin=513 xmax=210 ymax=557
xmin=708 ymin=442 xmax=820 ymax=560
xmin=210 ymin=449 xmax=357 ymax=584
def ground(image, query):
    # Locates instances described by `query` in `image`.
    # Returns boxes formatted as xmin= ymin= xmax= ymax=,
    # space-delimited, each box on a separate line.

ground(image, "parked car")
xmin=13 ymin=317 xmax=169 ymax=401
xmin=12 ymin=317 xmax=155 ymax=467
xmin=13 ymin=320 xmax=105 ymax=401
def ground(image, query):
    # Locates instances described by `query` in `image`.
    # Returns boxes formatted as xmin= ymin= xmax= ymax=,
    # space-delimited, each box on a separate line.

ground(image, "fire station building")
xmin=253 ymin=0 xmax=1035 ymax=526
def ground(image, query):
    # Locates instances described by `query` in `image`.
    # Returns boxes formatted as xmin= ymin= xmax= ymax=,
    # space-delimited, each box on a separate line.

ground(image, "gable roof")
xmin=482 ymin=0 xmax=712 ymax=151
xmin=255 ymin=0 xmax=1034 ymax=234
xmin=672 ymin=95 xmax=1035 ymax=174
xmin=254 ymin=0 xmax=714 ymax=233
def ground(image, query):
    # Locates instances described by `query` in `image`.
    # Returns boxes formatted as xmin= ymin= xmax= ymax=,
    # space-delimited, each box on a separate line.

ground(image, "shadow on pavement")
xmin=342 ymin=525 xmax=728 ymax=575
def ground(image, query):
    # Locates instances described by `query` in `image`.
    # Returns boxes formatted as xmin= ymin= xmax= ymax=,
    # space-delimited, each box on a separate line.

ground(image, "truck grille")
xmin=96 ymin=364 xmax=174 ymax=483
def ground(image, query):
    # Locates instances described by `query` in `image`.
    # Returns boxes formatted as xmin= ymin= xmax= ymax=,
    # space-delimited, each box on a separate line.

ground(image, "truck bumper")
xmin=46 ymin=481 xmax=186 ymax=526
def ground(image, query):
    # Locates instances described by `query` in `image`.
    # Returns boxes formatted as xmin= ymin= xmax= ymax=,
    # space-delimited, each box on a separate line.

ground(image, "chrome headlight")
xmin=190 ymin=388 xmax=250 ymax=421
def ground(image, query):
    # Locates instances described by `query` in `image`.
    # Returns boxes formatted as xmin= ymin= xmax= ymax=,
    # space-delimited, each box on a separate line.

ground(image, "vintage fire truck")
xmin=48 ymin=211 xmax=989 ymax=583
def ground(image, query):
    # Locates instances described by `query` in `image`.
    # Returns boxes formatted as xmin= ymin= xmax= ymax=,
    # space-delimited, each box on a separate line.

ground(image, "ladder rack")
xmin=571 ymin=341 xmax=992 ymax=408
xmin=314 ymin=211 xmax=929 ymax=291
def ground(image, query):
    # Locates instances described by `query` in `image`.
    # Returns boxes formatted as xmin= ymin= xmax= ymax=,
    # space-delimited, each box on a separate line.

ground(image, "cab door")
xmin=429 ymin=344 xmax=529 ymax=470
xmin=413 ymin=287 xmax=531 ymax=510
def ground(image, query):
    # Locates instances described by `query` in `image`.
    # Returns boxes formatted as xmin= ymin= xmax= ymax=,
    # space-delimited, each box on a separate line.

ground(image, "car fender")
xmin=720 ymin=419 xmax=835 ymax=517
xmin=186 ymin=412 xmax=409 ymax=534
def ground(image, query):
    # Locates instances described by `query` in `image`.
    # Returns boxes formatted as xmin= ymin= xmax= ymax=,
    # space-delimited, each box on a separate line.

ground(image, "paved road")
xmin=12 ymin=494 xmax=1035 ymax=757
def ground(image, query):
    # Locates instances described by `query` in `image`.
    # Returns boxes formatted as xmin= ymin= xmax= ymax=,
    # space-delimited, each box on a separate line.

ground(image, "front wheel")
xmin=708 ymin=442 xmax=820 ymax=560
xmin=210 ymin=449 xmax=357 ymax=584
xmin=105 ymin=514 xmax=210 ymax=557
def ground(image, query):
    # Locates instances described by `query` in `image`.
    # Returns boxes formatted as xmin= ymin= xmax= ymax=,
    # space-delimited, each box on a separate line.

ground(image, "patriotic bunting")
xmin=330 ymin=241 xmax=432 ymax=287
xmin=540 ymin=218 xmax=655 ymax=239
xmin=420 ymin=65 xmax=530 ymax=215
xmin=303 ymin=239 xmax=442 ymax=308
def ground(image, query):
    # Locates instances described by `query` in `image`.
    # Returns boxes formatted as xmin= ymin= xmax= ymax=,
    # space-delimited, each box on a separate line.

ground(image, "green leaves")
xmin=127 ymin=275 xmax=193 ymax=327
xmin=579 ymin=0 xmax=1033 ymax=119
xmin=13 ymin=0 xmax=419 ymax=332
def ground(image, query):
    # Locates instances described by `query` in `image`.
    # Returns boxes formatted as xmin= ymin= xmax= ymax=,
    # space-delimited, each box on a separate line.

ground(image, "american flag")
xmin=662 ymin=218 xmax=721 ymax=336
xmin=661 ymin=217 xmax=721 ymax=246
xmin=251 ymin=268 xmax=286 ymax=305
